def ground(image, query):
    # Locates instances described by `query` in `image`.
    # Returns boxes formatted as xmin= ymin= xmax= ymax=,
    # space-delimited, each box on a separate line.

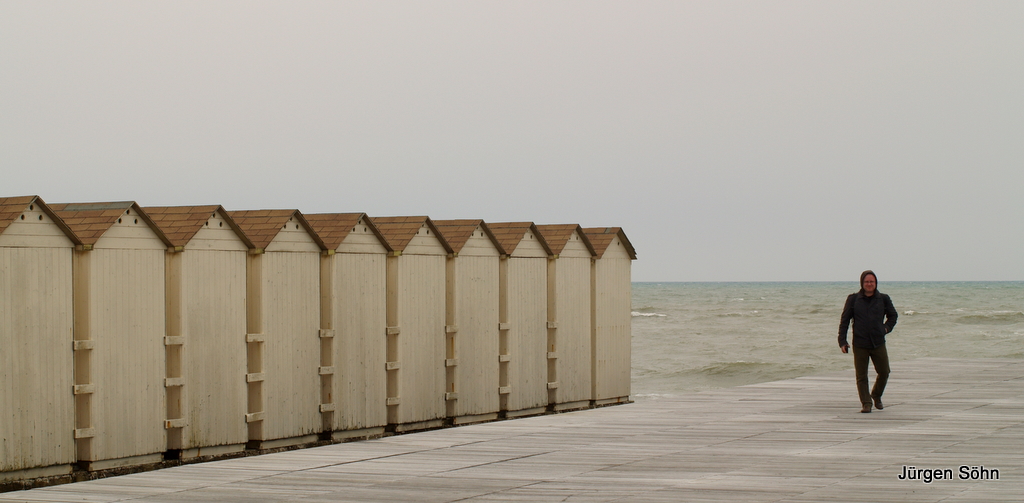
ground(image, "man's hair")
xmin=860 ymin=270 xmax=877 ymax=290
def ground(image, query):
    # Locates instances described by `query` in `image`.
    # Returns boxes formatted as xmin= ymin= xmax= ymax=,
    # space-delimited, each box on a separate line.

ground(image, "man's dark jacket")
xmin=838 ymin=291 xmax=897 ymax=349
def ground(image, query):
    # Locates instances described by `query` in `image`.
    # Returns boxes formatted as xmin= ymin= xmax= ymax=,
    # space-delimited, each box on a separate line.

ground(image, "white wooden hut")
xmin=433 ymin=220 xmax=504 ymax=425
xmin=535 ymin=225 xmax=596 ymax=412
xmin=228 ymin=210 xmax=327 ymax=449
xmin=143 ymin=206 xmax=252 ymax=458
xmin=369 ymin=216 xmax=452 ymax=432
xmin=583 ymin=227 xmax=637 ymax=406
xmin=305 ymin=213 xmax=390 ymax=441
xmin=487 ymin=222 xmax=553 ymax=418
xmin=0 ymin=196 xmax=79 ymax=481
xmin=49 ymin=201 xmax=172 ymax=470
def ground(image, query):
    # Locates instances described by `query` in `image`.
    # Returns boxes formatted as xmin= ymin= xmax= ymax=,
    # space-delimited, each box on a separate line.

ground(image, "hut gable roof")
xmin=369 ymin=216 xmax=452 ymax=253
xmin=49 ymin=201 xmax=170 ymax=246
xmin=305 ymin=212 xmax=390 ymax=252
xmin=536 ymin=224 xmax=596 ymax=256
xmin=486 ymin=222 xmax=552 ymax=256
xmin=583 ymin=227 xmax=637 ymax=259
xmin=144 ymin=205 xmax=252 ymax=249
xmin=432 ymin=219 xmax=504 ymax=254
xmin=227 ymin=209 xmax=326 ymax=250
xmin=0 ymin=195 xmax=79 ymax=243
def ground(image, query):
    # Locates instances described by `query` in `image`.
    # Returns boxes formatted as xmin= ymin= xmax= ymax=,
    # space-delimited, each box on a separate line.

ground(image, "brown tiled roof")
xmin=368 ymin=216 xmax=452 ymax=253
xmin=144 ymin=205 xmax=251 ymax=249
xmin=0 ymin=195 xmax=79 ymax=243
xmin=481 ymin=222 xmax=554 ymax=256
xmin=305 ymin=213 xmax=390 ymax=252
xmin=227 ymin=209 xmax=326 ymax=251
xmin=50 ymin=201 xmax=169 ymax=246
xmin=432 ymin=219 xmax=504 ymax=254
xmin=583 ymin=227 xmax=637 ymax=259
xmin=535 ymin=224 xmax=595 ymax=256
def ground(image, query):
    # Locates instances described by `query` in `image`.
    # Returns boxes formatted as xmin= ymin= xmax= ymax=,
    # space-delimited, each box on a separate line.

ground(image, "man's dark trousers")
xmin=853 ymin=344 xmax=889 ymax=407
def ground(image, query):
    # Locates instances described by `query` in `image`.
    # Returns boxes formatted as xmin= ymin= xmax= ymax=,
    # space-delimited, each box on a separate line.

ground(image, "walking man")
xmin=839 ymin=270 xmax=898 ymax=413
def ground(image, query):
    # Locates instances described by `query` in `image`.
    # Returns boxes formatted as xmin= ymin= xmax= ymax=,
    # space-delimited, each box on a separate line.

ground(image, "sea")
xmin=630 ymin=282 xmax=1024 ymax=399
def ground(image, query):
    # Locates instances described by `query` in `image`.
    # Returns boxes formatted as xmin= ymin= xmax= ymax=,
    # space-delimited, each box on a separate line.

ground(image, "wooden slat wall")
xmin=504 ymin=254 xmax=548 ymax=413
xmin=330 ymin=252 xmax=387 ymax=431
xmin=179 ymin=249 xmax=248 ymax=449
xmin=451 ymin=233 xmax=500 ymax=418
xmin=394 ymin=250 xmax=447 ymax=425
xmin=592 ymin=238 xmax=633 ymax=401
xmin=0 ymin=246 xmax=75 ymax=474
xmin=260 ymin=250 xmax=322 ymax=441
xmin=552 ymin=232 xmax=592 ymax=405
xmin=86 ymin=248 xmax=166 ymax=462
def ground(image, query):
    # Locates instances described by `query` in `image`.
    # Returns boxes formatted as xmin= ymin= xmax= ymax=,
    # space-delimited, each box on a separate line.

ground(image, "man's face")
xmin=863 ymin=275 xmax=877 ymax=295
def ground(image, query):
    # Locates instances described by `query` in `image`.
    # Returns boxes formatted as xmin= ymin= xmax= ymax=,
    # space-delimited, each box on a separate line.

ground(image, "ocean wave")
xmin=715 ymin=311 xmax=760 ymax=317
xmin=955 ymin=311 xmax=1024 ymax=325
xmin=632 ymin=311 xmax=667 ymax=317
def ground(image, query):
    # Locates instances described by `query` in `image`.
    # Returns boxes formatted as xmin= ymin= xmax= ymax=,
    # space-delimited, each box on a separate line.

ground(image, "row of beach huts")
xmin=0 ymin=195 xmax=635 ymax=486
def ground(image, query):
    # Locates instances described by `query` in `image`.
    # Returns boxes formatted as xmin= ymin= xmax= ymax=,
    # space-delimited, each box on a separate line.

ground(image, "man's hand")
xmin=840 ymin=344 xmax=850 ymax=354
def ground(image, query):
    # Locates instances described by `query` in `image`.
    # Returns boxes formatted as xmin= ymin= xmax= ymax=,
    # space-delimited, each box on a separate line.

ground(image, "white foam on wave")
xmin=632 ymin=311 xmax=667 ymax=317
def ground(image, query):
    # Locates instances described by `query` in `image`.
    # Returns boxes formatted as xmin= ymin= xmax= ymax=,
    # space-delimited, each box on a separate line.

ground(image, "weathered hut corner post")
xmin=497 ymin=250 xmax=510 ymax=415
xmin=244 ymin=247 xmax=265 ymax=447
xmin=319 ymin=248 xmax=336 ymax=435
xmin=163 ymin=242 xmax=184 ymax=454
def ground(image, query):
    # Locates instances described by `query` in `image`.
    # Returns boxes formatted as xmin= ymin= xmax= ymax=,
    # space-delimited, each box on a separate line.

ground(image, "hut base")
xmin=254 ymin=434 xmax=320 ymax=451
xmin=593 ymin=396 xmax=632 ymax=407
xmin=504 ymin=406 xmax=547 ymax=419
xmin=391 ymin=419 xmax=444 ymax=434
xmin=452 ymin=412 xmax=498 ymax=426
xmin=0 ymin=464 xmax=72 ymax=484
xmin=179 ymin=443 xmax=245 ymax=460
xmin=85 ymin=452 xmax=164 ymax=471
xmin=330 ymin=427 xmax=386 ymax=442
xmin=552 ymin=400 xmax=591 ymax=413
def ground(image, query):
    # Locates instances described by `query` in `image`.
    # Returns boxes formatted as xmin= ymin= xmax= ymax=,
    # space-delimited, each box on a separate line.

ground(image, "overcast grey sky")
xmin=2 ymin=2 xmax=1021 ymax=282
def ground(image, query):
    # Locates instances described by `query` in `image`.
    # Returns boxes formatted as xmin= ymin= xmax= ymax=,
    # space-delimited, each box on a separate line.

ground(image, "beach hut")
xmin=0 ymin=196 xmax=79 ymax=481
xmin=143 ymin=206 xmax=252 ymax=458
xmin=228 ymin=210 xmax=327 ymax=449
xmin=487 ymin=222 xmax=553 ymax=418
xmin=49 ymin=201 xmax=172 ymax=470
xmin=583 ymin=227 xmax=637 ymax=405
xmin=535 ymin=225 xmax=596 ymax=411
xmin=369 ymin=216 xmax=452 ymax=432
xmin=433 ymin=220 xmax=504 ymax=424
xmin=304 ymin=213 xmax=390 ymax=440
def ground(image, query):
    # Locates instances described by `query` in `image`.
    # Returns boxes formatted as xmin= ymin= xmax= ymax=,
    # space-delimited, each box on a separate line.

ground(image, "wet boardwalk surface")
xmin=2 ymin=357 xmax=1021 ymax=502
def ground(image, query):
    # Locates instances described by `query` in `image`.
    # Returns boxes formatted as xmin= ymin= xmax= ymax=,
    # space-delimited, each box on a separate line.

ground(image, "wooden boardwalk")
xmin=3 ymin=357 xmax=1021 ymax=502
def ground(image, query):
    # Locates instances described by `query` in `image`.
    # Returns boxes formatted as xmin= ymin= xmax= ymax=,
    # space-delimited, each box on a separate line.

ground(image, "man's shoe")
xmin=872 ymin=397 xmax=883 ymax=410
xmin=861 ymin=404 xmax=872 ymax=413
